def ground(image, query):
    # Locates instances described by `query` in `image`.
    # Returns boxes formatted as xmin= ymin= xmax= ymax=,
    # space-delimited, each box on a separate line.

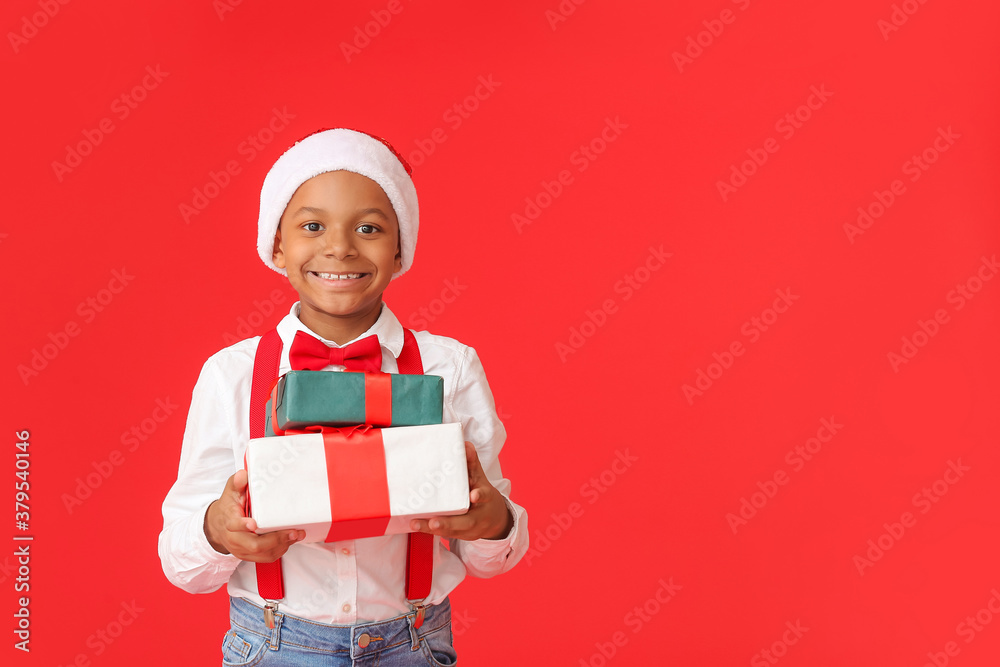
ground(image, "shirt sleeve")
xmin=157 ymin=354 xmax=243 ymax=593
xmin=446 ymin=346 xmax=529 ymax=578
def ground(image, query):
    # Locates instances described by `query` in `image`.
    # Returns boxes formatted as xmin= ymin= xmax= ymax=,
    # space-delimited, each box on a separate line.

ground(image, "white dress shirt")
xmin=158 ymin=302 xmax=528 ymax=623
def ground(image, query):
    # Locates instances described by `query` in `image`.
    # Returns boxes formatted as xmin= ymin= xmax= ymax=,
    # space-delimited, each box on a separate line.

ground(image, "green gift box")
xmin=265 ymin=370 xmax=443 ymax=436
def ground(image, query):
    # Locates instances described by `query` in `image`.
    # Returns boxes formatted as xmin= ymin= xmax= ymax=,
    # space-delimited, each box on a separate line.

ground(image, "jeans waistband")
xmin=229 ymin=596 xmax=451 ymax=658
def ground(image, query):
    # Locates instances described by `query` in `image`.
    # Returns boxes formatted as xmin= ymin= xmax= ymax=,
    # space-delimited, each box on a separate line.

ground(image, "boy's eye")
xmin=357 ymin=223 xmax=378 ymax=234
xmin=304 ymin=222 xmax=323 ymax=232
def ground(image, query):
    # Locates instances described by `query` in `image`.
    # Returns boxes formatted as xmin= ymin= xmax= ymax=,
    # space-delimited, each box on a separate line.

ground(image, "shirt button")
xmin=341 ymin=548 xmax=350 ymax=555
xmin=342 ymin=603 xmax=351 ymax=613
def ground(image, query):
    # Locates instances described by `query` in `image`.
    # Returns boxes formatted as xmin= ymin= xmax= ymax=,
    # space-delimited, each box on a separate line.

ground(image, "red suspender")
xmin=250 ymin=330 xmax=285 ymax=601
xmin=396 ymin=329 xmax=423 ymax=375
xmin=248 ymin=327 xmax=434 ymax=616
xmin=397 ymin=328 xmax=435 ymax=604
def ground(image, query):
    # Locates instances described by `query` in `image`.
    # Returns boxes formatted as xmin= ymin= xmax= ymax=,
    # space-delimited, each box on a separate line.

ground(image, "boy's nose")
xmin=323 ymin=228 xmax=357 ymax=258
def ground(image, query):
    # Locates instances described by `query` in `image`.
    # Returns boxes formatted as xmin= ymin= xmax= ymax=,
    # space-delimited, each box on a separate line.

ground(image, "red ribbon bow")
xmin=288 ymin=331 xmax=383 ymax=373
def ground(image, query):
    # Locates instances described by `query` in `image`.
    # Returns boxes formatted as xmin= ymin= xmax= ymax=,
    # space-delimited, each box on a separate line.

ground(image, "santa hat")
xmin=257 ymin=128 xmax=418 ymax=279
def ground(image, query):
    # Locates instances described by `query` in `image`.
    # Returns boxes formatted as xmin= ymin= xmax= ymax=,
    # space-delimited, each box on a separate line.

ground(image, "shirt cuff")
xmin=174 ymin=502 xmax=241 ymax=591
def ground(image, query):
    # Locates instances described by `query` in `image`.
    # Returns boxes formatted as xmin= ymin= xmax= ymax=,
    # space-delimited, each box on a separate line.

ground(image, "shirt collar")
xmin=275 ymin=301 xmax=405 ymax=365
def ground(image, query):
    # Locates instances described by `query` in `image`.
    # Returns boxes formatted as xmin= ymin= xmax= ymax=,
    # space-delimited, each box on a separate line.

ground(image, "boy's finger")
xmin=468 ymin=472 xmax=500 ymax=506
xmin=429 ymin=514 xmax=478 ymax=538
xmin=411 ymin=517 xmax=452 ymax=535
xmin=231 ymin=535 xmax=284 ymax=562
xmin=223 ymin=470 xmax=248 ymax=496
xmin=230 ymin=529 xmax=304 ymax=562
xmin=464 ymin=441 xmax=487 ymax=487
xmin=224 ymin=514 xmax=255 ymax=533
xmin=232 ymin=469 xmax=249 ymax=490
xmin=412 ymin=502 xmax=482 ymax=533
xmin=465 ymin=441 xmax=482 ymax=471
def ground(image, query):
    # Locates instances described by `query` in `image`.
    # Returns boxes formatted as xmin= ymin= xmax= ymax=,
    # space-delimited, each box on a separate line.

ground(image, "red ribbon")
xmin=321 ymin=425 xmax=391 ymax=542
xmin=269 ymin=372 xmax=394 ymax=434
xmin=363 ymin=372 xmax=392 ymax=426
xmin=244 ymin=426 xmax=391 ymax=540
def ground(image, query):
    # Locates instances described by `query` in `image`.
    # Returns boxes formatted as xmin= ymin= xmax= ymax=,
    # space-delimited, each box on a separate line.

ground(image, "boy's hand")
xmin=410 ymin=441 xmax=514 ymax=541
xmin=204 ymin=470 xmax=305 ymax=562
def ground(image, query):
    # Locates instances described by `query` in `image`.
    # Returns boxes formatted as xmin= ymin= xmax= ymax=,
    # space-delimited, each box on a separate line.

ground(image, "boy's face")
xmin=272 ymin=170 xmax=402 ymax=341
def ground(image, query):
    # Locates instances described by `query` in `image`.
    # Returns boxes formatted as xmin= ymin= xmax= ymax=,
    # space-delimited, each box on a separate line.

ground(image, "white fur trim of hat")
xmin=256 ymin=128 xmax=418 ymax=279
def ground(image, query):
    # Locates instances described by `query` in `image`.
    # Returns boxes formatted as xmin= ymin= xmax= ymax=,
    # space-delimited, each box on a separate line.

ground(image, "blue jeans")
xmin=222 ymin=597 xmax=457 ymax=666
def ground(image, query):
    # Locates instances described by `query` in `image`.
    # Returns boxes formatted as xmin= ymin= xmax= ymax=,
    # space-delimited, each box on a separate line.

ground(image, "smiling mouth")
xmin=312 ymin=272 xmax=366 ymax=280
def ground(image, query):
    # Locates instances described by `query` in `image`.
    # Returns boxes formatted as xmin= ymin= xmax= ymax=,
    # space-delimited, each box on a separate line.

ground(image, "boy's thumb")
xmin=232 ymin=469 xmax=249 ymax=491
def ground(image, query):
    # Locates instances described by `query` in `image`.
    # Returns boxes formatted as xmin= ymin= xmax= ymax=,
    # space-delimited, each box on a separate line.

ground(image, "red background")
xmin=3 ymin=1 xmax=999 ymax=665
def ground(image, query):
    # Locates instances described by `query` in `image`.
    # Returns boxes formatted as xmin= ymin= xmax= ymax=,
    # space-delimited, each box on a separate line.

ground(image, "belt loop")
xmin=407 ymin=610 xmax=421 ymax=651
xmin=267 ymin=607 xmax=283 ymax=651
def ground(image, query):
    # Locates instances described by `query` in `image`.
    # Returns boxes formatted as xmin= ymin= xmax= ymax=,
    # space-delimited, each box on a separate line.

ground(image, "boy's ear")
xmin=393 ymin=237 xmax=402 ymax=274
xmin=272 ymin=227 xmax=286 ymax=269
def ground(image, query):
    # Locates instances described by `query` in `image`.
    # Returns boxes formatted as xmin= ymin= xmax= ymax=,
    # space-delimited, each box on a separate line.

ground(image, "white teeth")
xmin=315 ymin=272 xmax=362 ymax=280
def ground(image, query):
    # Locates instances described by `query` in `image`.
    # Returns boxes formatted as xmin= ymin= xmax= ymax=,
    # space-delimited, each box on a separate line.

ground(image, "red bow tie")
xmin=288 ymin=331 xmax=383 ymax=372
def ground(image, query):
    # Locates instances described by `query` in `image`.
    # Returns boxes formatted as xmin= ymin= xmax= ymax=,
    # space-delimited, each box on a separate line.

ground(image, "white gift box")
xmin=245 ymin=422 xmax=470 ymax=542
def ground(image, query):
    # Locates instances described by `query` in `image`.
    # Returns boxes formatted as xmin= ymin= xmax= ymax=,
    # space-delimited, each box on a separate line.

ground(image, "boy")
xmin=158 ymin=128 xmax=529 ymax=665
